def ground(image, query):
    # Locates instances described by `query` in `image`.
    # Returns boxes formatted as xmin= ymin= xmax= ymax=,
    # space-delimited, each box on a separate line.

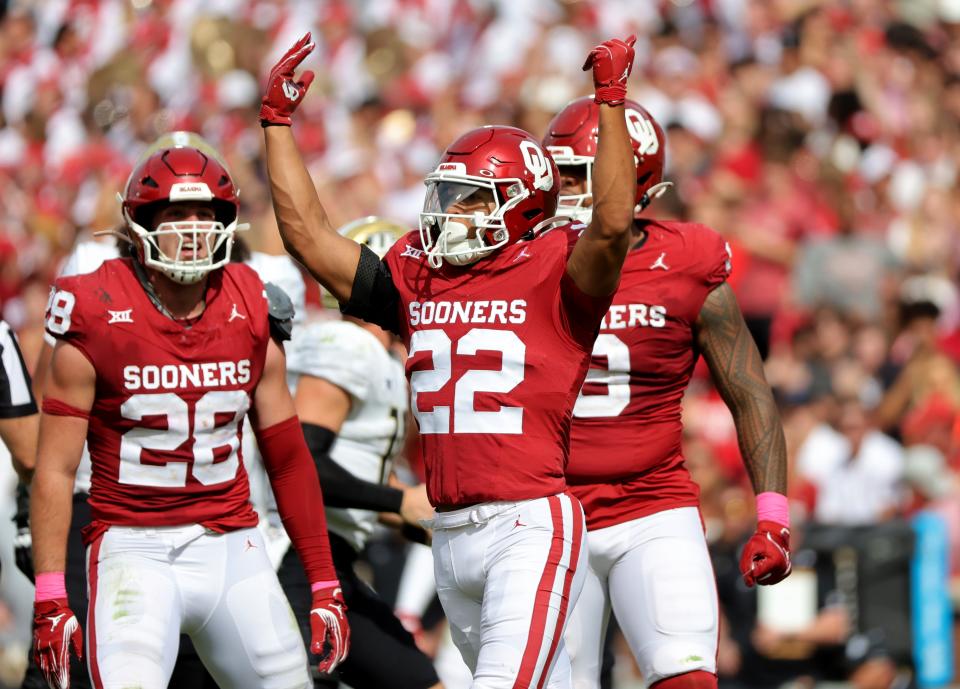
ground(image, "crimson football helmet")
xmin=543 ymin=96 xmax=670 ymax=223
xmin=122 ymin=132 xmax=240 ymax=285
xmin=419 ymin=126 xmax=559 ymax=269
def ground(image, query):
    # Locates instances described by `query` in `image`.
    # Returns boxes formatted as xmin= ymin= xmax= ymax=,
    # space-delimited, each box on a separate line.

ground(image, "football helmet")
xmin=323 ymin=216 xmax=408 ymax=308
xmin=543 ymin=96 xmax=670 ymax=223
xmin=122 ymin=132 xmax=239 ymax=285
xmin=419 ymin=126 xmax=559 ymax=269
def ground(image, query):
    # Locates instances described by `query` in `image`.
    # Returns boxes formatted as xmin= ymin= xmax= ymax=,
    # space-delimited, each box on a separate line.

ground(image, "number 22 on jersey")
xmin=408 ymin=328 xmax=525 ymax=434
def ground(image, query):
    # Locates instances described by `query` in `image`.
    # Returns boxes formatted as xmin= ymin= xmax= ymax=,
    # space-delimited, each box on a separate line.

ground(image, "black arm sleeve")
xmin=302 ymin=422 xmax=405 ymax=513
xmin=340 ymin=244 xmax=402 ymax=335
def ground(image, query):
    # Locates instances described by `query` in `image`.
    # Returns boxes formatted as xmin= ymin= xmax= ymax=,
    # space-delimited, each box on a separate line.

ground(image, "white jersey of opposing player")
xmin=240 ymin=251 xmax=306 ymax=542
xmin=244 ymin=251 xmax=306 ymax=390
xmin=287 ymin=320 xmax=408 ymax=552
xmin=51 ymin=237 xmax=121 ymax=494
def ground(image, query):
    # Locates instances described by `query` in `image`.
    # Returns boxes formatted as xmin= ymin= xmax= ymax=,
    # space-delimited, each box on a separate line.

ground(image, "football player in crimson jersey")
xmin=276 ymin=217 xmax=442 ymax=689
xmin=543 ymin=98 xmax=790 ymax=689
xmin=30 ymin=139 xmax=349 ymax=689
xmin=262 ymin=33 xmax=639 ymax=689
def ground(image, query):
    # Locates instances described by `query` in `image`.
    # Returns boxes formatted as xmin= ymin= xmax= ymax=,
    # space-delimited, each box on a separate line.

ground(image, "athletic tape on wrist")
xmin=756 ymin=491 xmax=789 ymax=528
xmin=311 ymin=580 xmax=340 ymax=593
xmin=35 ymin=571 xmax=67 ymax=601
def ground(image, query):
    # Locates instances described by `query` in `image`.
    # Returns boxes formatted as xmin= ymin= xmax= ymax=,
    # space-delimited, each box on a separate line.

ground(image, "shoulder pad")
xmin=264 ymin=281 xmax=295 ymax=343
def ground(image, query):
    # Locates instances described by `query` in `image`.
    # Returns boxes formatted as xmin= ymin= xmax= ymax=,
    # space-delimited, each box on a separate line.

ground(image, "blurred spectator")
xmin=792 ymin=194 xmax=899 ymax=322
xmin=797 ymin=394 xmax=905 ymax=526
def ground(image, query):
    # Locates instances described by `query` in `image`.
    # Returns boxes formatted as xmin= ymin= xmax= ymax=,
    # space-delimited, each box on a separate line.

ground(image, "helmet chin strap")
xmin=130 ymin=254 xmax=205 ymax=326
xmin=638 ymin=181 xmax=674 ymax=211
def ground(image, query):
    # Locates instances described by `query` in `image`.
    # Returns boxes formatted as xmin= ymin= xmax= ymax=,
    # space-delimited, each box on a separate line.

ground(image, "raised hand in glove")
xmin=582 ymin=35 xmax=637 ymax=106
xmin=739 ymin=520 xmax=792 ymax=587
xmin=260 ymin=32 xmax=316 ymax=126
xmin=310 ymin=584 xmax=350 ymax=674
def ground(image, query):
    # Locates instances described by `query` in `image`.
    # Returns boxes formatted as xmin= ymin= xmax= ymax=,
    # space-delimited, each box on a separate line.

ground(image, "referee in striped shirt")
xmin=0 ymin=319 xmax=38 ymax=482
xmin=1 ymin=319 xmax=39 ymax=587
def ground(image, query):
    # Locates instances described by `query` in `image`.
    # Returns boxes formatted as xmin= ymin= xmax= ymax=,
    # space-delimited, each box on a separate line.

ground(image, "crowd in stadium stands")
xmin=1 ymin=0 xmax=960 ymax=686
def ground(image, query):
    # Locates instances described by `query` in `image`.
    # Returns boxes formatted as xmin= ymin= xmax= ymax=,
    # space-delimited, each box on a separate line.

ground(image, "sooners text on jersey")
xmin=385 ymin=228 xmax=611 ymax=507
xmin=566 ymin=220 xmax=732 ymax=529
xmin=45 ymin=259 xmax=270 ymax=542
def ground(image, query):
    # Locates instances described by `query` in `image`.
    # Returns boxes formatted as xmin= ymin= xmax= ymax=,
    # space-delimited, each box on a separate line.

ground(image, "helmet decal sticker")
xmin=520 ymin=141 xmax=554 ymax=192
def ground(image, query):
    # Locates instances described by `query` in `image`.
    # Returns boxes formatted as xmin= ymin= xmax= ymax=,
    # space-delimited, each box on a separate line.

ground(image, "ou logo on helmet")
xmin=519 ymin=141 xmax=554 ymax=191
xmin=625 ymin=109 xmax=659 ymax=156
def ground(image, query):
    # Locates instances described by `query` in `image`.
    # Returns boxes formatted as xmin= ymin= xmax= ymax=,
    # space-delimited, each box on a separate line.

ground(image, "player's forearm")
xmin=258 ymin=416 xmax=337 ymax=583
xmin=264 ymin=126 xmax=359 ymax=302
xmin=30 ymin=465 xmax=74 ymax=573
xmin=697 ymin=284 xmax=787 ymax=495
xmin=0 ymin=414 xmax=38 ymax=482
xmin=304 ymin=424 xmax=404 ymax=511
xmin=588 ymin=105 xmax=636 ymax=244
xmin=567 ymin=105 xmax=636 ymax=296
xmin=730 ymin=391 xmax=787 ymax=495
xmin=30 ymin=406 xmax=87 ymax=573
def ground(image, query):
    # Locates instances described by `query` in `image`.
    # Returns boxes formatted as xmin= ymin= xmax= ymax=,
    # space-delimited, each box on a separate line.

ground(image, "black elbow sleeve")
xmin=301 ymin=422 xmax=404 ymax=513
xmin=341 ymin=245 xmax=402 ymax=335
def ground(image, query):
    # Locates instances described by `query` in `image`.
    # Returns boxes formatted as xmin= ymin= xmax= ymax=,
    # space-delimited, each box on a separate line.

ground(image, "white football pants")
xmin=564 ymin=507 xmax=718 ymax=687
xmin=86 ymin=524 xmax=310 ymax=689
xmin=429 ymin=493 xmax=587 ymax=689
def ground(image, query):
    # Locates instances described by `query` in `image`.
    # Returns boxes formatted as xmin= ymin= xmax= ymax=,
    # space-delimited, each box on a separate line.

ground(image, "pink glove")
xmin=33 ymin=598 xmax=83 ymax=689
xmin=582 ymin=35 xmax=637 ymax=106
xmin=310 ymin=584 xmax=350 ymax=674
xmin=260 ymin=32 xmax=316 ymax=126
xmin=739 ymin=520 xmax=792 ymax=587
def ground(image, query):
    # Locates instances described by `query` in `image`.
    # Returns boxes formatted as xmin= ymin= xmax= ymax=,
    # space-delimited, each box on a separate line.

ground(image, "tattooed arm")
xmin=694 ymin=283 xmax=786 ymax=495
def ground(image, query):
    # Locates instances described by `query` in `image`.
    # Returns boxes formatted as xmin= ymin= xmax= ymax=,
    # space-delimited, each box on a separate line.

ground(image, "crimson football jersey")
xmin=44 ymin=259 xmax=269 ymax=541
xmin=566 ymin=220 xmax=732 ymax=530
xmin=383 ymin=228 xmax=611 ymax=507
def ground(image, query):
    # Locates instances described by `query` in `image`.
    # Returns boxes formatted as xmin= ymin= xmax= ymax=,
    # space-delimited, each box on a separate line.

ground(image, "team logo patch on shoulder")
xmin=401 ymin=244 xmax=424 ymax=260
xmin=107 ymin=309 xmax=134 ymax=324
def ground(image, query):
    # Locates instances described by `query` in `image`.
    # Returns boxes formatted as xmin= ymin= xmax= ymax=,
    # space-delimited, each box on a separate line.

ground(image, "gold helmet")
xmin=139 ymin=131 xmax=229 ymax=167
xmin=322 ymin=216 xmax=408 ymax=309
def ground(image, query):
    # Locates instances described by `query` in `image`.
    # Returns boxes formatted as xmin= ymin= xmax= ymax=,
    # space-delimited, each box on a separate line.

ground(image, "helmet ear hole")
xmin=523 ymin=208 xmax=543 ymax=221
xmin=142 ymin=176 xmax=159 ymax=188
xmin=211 ymin=199 xmax=237 ymax=227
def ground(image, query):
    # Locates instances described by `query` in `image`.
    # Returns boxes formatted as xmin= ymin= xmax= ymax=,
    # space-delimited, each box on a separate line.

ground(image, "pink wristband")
xmin=756 ymin=492 xmax=790 ymax=528
xmin=35 ymin=571 xmax=67 ymax=602
xmin=311 ymin=580 xmax=340 ymax=593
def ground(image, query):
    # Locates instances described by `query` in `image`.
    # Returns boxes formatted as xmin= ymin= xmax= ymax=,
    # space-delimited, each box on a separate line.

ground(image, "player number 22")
xmin=119 ymin=390 xmax=250 ymax=487
xmin=409 ymin=328 xmax=525 ymax=434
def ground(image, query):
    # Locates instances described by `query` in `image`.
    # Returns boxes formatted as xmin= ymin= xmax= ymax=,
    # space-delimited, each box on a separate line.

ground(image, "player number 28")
xmin=119 ymin=390 xmax=250 ymax=487
xmin=409 ymin=328 xmax=525 ymax=434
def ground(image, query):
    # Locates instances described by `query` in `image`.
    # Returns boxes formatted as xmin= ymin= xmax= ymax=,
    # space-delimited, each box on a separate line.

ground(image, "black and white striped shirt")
xmin=0 ymin=320 xmax=37 ymax=418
